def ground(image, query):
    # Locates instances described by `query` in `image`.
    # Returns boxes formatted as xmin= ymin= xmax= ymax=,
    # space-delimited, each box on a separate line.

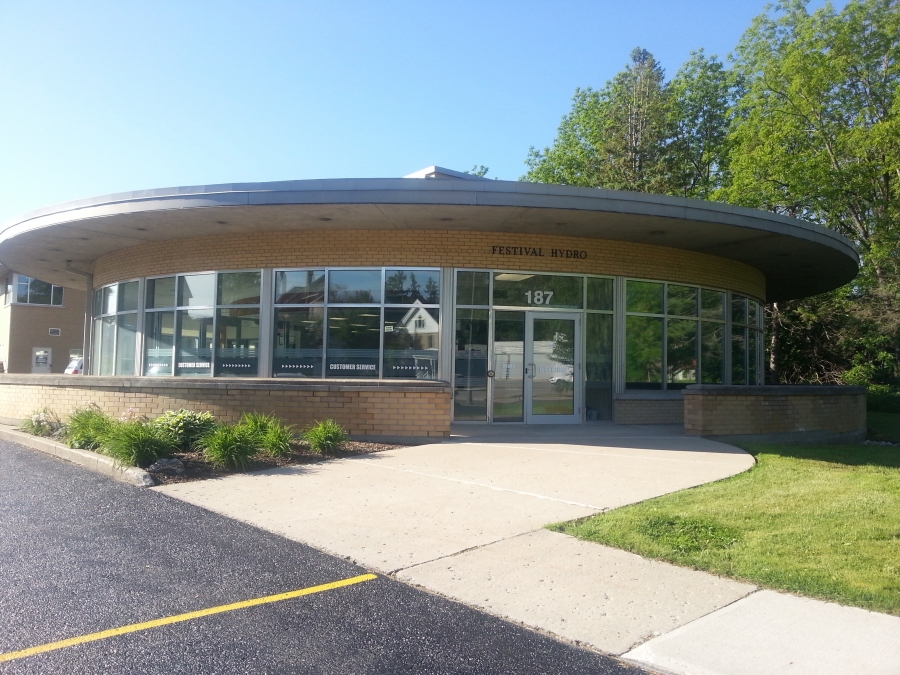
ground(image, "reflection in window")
xmin=274 ymin=308 xmax=324 ymax=377
xmin=626 ymin=281 xmax=663 ymax=314
xmin=626 ymin=315 xmax=663 ymax=389
xmin=385 ymin=270 xmax=440 ymax=304
xmin=667 ymin=285 xmax=698 ymax=317
xmin=454 ymin=309 xmax=489 ymax=420
xmin=586 ymin=277 xmax=613 ymax=311
xmin=383 ymin=307 xmax=439 ymax=378
xmin=732 ymin=327 xmax=747 ymax=385
xmin=118 ymin=282 xmax=139 ymax=312
xmin=115 ymin=313 xmax=138 ymax=375
xmin=177 ymin=274 xmax=215 ymax=307
xmin=328 ymin=270 xmax=382 ymax=304
xmin=176 ymin=309 xmax=213 ymax=376
xmin=214 ymin=309 xmax=259 ymax=376
xmin=16 ymin=276 xmax=63 ymax=306
xmin=700 ymin=322 xmax=725 ymax=384
xmin=667 ymin=319 xmax=697 ymax=388
xmin=492 ymin=311 xmax=525 ymax=421
xmin=217 ymin=271 xmax=261 ymax=305
xmin=146 ymin=277 xmax=176 ymax=309
xmin=748 ymin=330 xmax=758 ymax=384
xmin=99 ymin=317 xmax=116 ymax=376
xmin=700 ymin=289 xmax=725 ymax=320
xmin=732 ymin=295 xmax=748 ymax=325
xmin=275 ymin=270 xmax=325 ymax=304
xmin=585 ymin=313 xmax=613 ymax=420
xmin=326 ymin=307 xmax=380 ymax=377
xmin=492 ymin=273 xmax=583 ymax=308
xmin=144 ymin=311 xmax=174 ymax=376
xmin=456 ymin=271 xmax=490 ymax=306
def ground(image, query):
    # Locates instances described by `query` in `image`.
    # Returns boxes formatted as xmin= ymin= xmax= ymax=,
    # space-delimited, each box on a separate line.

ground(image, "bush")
xmin=65 ymin=404 xmax=115 ymax=450
xmin=867 ymin=385 xmax=900 ymax=414
xmin=152 ymin=409 xmax=217 ymax=451
xmin=303 ymin=419 xmax=347 ymax=454
xmin=238 ymin=412 xmax=295 ymax=457
xmin=197 ymin=425 xmax=257 ymax=470
xmin=21 ymin=408 xmax=64 ymax=438
xmin=102 ymin=420 xmax=174 ymax=468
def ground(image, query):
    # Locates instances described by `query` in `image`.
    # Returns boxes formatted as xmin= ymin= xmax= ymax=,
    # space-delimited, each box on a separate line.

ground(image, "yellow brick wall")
xmin=2 ymin=290 xmax=87 ymax=374
xmin=93 ymin=229 xmax=766 ymax=300
xmin=0 ymin=377 xmax=451 ymax=439
xmin=683 ymin=388 xmax=866 ymax=437
xmin=614 ymin=398 xmax=684 ymax=425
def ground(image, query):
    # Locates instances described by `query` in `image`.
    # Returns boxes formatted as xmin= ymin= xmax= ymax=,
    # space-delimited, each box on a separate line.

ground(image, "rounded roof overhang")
xmin=0 ymin=178 xmax=859 ymax=301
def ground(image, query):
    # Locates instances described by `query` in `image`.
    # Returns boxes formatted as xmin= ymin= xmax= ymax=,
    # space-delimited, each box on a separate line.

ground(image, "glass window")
xmin=218 ymin=271 xmax=261 ymax=306
xmin=492 ymin=311 xmax=525 ymax=422
xmin=275 ymin=270 xmax=325 ymax=304
xmin=144 ymin=311 xmax=174 ymax=376
xmin=700 ymin=322 xmax=725 ymax=384
xmin=700 ymin=289 xmax=725 ymax=320
xmin=667 ymin=319 xmax=698 ymax=388
xmin=99 ymin=316 xmax=116 ymax=376
xmin=273 ymin=308 xmax=324 ymax=377
xmin=625 ymin=315 xmax=663 ymax=389
xmin=667 ymin=285 xmax=698 ymax=317
xmin=16 ymin=277 xmax=28 ymax=304
xmin=748 ymin=300 xmax=759 ymax=328
xmin=146 ymin=277 xmax=176 ymax=309
xmin=118 ymin=281 xmax=139 ymax=312
xmin=92 ymin=318 xmax=103 ymax=375
xmin=732 ymin=327 xmax=747 ymax=385
xmin=51 ymin=286 xmax=64 ymax=306
xmin=177 ymin=274 xmax=215 ymax=307
xmin=748 ymin=329 xmax=759 ymax=385
xmin=585 ymin=313 xmax=613 ymax=420
xmin=456 ymin=271 xmax=490 ymax=306
xmin=214 ymin=308 xmax=259 ymax=376
xmin=101 ymin=285 xmax=117 ymax=315
xmin=626 ymin=281 xmax=663 ymax=314
xmin=176 ymin=309 xmax=213 ymax=376
xmin=115 ymin=313 xmax=138 ymax=375
xmin=328 ymin=270 xmax=382 ymax=304
xmin=326 ymin=307 xmax=381 ymax=376
xmin=29 ymin=279 xmax=53 ymax=306
xmin=454 ymin=309 xmax=489 ymax=420
xmin=732 ymin=295 xmax=748 ymax=325
xmin=492 ymin=273 xmax=583 ymax=308
xmin=586 ymin=277 xmax=613 ymax=311
xmin=384 ymin=269 xmax=440 ymax=305
xmin=383 ymin=307 xmax=439 ymax=379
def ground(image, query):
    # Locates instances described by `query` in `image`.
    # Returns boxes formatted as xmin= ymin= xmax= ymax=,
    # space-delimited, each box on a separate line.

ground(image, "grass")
xmin=550 ymin=443 xmax=900 ymax=615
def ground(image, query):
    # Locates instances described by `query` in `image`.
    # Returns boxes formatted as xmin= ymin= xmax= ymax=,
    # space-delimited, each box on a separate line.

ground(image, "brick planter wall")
xmin=0 ymin=375 xmax=452 ymax=442
xmin=614 ymin=396 xmax=684 ymax=425
xmin=684 ymin=385 xmax=867 ymax=444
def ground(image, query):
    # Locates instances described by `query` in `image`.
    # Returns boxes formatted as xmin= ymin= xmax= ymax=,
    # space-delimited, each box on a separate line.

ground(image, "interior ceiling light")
xmin=494 ymin=273 xmax=534 ymax=282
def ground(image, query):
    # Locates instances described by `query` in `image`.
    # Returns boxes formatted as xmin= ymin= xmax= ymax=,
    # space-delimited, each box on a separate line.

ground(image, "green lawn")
xmin=550 ymin=442 xmax=900 ymax=615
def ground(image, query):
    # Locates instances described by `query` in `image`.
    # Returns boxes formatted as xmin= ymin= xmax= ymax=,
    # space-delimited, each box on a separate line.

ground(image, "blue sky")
xmin=0 ymin=0 xmax=844 ymax=223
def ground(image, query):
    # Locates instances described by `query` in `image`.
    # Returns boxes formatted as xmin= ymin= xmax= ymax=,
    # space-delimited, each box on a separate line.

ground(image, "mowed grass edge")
xmin=549 ymin=441 xmax=900 ymax=615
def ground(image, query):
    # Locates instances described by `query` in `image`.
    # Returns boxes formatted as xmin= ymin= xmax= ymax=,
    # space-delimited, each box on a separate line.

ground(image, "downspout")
xmin=66 ymin=261 xmax=93 ymax=375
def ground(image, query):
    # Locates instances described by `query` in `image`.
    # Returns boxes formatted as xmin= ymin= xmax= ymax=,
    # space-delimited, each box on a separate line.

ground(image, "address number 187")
xmin=525 ymin=290 xmax=553 ymax=305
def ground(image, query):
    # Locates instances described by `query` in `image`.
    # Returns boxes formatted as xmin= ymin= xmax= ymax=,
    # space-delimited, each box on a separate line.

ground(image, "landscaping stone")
xmin=147 ymin=458 xmax=185 ymax=475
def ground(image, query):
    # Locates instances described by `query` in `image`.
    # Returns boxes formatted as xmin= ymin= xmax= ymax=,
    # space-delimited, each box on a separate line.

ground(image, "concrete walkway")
xmin=155 ymin=424 xmax=900 ymax=674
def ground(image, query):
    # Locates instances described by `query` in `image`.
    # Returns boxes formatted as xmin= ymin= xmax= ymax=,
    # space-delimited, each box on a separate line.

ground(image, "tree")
xmin=720 ymin=0 xmax=900 ymax=385
xmin=522 ymin=48 xmax=673 ymax=192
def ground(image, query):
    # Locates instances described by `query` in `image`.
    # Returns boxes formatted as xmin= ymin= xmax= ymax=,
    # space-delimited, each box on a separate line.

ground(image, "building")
xmin=0 ymin=271 xmax=86 ymax=374
xmin=0 ymin=167 xmax=862 ymax=439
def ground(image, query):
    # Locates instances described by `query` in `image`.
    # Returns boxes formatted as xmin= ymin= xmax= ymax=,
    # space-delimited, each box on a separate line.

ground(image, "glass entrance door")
xmin=525 ymin=312 xmax=582 ymax=424
xmin=490 ymin=311 xmax=582 ymax=424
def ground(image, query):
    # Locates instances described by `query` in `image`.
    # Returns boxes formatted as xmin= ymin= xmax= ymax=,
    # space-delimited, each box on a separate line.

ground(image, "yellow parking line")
xmin=0 ymin=573 xmax=377 ymax=664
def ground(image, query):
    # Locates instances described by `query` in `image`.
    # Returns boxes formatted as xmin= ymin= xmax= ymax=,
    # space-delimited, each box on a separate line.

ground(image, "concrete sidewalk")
xmin=154 ymin=424 xmax=900 ymax=674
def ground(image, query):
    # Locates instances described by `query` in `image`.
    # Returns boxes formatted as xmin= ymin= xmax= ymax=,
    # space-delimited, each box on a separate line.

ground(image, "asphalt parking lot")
xmin=0 ymin=441 xmax=646 ymax=674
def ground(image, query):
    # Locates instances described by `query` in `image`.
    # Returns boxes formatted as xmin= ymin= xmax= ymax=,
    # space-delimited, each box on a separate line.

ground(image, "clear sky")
xmin=0 ymin=0 xmax=844 ymax=223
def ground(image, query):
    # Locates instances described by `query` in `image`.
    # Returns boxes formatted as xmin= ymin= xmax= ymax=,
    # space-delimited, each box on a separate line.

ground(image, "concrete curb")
xmin=0 ymin=425 xmax=155 ymax=487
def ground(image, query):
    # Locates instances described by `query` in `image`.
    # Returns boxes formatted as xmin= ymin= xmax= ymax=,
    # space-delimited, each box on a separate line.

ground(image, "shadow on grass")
xmin=739 ymin=442 xmax=900 ymax=469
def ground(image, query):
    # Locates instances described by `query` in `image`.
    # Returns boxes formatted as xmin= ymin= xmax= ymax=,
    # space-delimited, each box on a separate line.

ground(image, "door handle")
xmin=526 ymin=363 xmax=536 ymax=378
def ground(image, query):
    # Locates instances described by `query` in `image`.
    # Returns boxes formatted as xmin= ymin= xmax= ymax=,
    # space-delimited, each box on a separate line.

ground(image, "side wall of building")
xmin=2 ymin=290 xmax=86 ymax=373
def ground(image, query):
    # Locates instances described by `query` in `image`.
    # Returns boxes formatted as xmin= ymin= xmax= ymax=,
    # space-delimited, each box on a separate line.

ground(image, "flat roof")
xmin=0 ymin=178 xmax=858 ymax=301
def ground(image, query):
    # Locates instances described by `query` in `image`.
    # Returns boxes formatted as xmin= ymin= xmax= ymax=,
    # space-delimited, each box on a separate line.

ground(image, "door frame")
xmin=524 ymin=311 xmax=583 ymax=424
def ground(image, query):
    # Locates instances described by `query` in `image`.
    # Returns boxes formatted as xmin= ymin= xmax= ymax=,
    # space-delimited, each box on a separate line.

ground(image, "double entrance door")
xmin=492 ymin=311 xmax=582 ymax=424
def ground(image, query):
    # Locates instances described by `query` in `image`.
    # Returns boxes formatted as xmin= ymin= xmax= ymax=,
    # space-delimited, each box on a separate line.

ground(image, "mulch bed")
xmin=148 ymin=440 xmax=406 ymax=485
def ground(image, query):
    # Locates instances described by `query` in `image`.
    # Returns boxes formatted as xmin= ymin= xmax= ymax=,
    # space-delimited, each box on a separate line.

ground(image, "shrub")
xmin=303 ymin=419 xmax=348 ymax=454
xmin=102 ymin=420 xmax=174 ymax=468
xmin=197 ymin=425 xmax=257 ymax=470
xmin=21 ymin=408 xmax=64 ymax=438
xmin=238 ymin=412 xmax=296 ymax=457
xmin=65 ymin=404 xmax=115 ymax=450
xmin=867 ymin=385 xmax=900 ymax=414
xmin=152 ymin=409 xmax=217 ymax=451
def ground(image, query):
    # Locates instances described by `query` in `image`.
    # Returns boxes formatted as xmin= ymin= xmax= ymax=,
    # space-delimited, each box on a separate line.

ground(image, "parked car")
xmin=64 ymin=358 xmax=84 ymax=375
